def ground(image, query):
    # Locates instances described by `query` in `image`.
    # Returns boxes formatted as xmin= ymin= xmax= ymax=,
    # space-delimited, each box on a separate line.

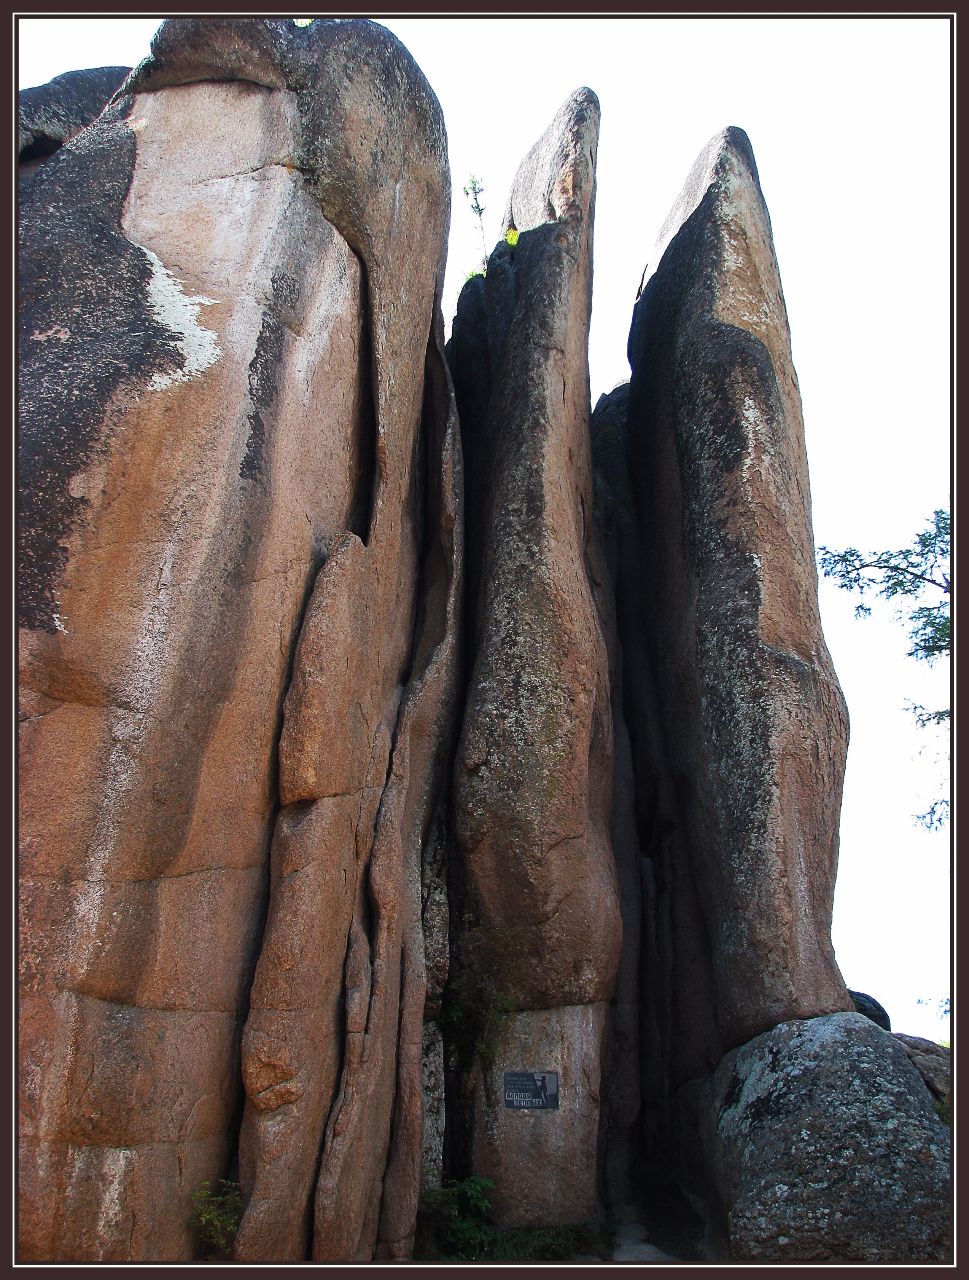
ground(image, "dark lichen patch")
xmin=269 ymin=269 xmax=300 ymax=316
xmin=718 ymin=1068 xmax=745 ymax=1120
xmin=18 ymin=101 xmax=185 ymax=632
xmin=240 ymin=310 xmax=284 ymax=482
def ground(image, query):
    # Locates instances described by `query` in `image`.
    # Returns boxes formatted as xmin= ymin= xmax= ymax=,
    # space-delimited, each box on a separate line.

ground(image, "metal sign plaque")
xmin=503 ymin=1071 xmax=559 ymax=1110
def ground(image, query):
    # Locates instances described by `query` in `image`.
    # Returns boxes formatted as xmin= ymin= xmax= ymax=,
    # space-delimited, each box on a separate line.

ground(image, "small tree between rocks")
xmin=463 ymin=174 xmax=489 ymax=275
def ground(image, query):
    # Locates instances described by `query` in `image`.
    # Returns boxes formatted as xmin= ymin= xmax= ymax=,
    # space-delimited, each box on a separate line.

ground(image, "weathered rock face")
xmin=678 ymin=1014 xmax=951 ymax=1261
xmin=619 ymin=127 xmax=852 ymax=1080
xmin=18 ymin=17 xmax=460 ymax=1263
xmin=447 ymin=89 xmax=621 ymax=1227
xmin=18 ymin=66 xmax=131 ymax=185
xmin=895 ymin=1034 xmax=952 ymax=1113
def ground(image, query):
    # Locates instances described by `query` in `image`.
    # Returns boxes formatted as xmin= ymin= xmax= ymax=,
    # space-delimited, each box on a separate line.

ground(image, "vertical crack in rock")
xmin=448 ymin=88 xmax=621 ymax=1230
xmin=348 ymin=260 xmax=378 ymax=544
xmin=372 ymin=315 xmax=463 ymax=1261
xmin=588 ymin=382 xmax=644 ymax=1211
xmin=591 ymin=379 xmax=722 ymax=1236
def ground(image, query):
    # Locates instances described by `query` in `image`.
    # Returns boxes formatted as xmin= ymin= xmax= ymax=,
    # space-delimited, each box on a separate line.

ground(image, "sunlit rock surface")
xmin=18 ymin=17 xmax=460 ymax=1262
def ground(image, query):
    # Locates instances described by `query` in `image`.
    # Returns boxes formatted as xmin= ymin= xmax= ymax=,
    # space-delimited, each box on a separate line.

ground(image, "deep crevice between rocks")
xmin=348 ymin=254 xmax=378 ymax=547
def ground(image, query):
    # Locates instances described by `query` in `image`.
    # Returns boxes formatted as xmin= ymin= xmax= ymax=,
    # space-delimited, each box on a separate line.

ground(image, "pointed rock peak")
xmin=640 ymin=124 xmax=766 ymax=297
xmin=502 ymin=86 xmax=600 ymax=234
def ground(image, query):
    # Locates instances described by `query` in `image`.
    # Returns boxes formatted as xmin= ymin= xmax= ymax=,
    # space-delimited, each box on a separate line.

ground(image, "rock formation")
xmin=447 ymin=88 xmax=621 ymax=1229
xmin=591 ymin=125 xmax=949 ymax=1261
xmin=19 ymin=18 xmax=460 ymax=1262
xmin=594 ymin=127 xmax=853 ymax=1100
xmin=679 ymin=1013 xmax=951 ymax=1261
xmin=895 ymin=1033 xmax=952 ymax=1114
xmin=17 ymin=22 xmax=950 ymax=1265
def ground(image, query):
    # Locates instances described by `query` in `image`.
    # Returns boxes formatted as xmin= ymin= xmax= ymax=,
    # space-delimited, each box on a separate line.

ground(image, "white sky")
xmin=17 ymin=15 xmax=952 ymax=1042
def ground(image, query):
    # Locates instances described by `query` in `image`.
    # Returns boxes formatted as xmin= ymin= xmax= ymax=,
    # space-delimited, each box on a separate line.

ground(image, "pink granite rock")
xmin=18 ymin=17 xmax=460 ymax=1262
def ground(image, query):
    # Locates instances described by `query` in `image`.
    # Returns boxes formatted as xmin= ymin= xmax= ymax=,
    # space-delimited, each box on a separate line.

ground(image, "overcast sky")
xmin=17 ymin=15 xmax=952 ymax=1041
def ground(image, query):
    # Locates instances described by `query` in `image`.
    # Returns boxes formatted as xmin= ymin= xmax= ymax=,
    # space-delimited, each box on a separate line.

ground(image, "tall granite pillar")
xmin=621 ymin=128 xmax=852 ymax=1076
xmin=448 ymin=89 xmax=622 ymax=1228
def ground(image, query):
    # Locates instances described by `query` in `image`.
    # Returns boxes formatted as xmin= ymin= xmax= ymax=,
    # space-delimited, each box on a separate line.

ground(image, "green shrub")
xmin=191 ymin=1179 xmax=244 ymax=1257
xmin=413 ymin=1175 xmax=604 ymax=1262
xmin=504 ymin=227 xmax=520 ymax=246
xmin=415 ymin=1175 xmax=495 ymax=1261
xmin=487 ymin=1221 xmax=604 ymax=1261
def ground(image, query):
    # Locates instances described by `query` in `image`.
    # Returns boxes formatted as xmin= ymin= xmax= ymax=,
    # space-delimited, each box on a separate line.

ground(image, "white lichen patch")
xmin=141 ymin=247 xmax=221 ymax=392
xmin=96 ymin=1146 xmax=134 ymax=1243
xmin=739 ymin=393 xmax=776 ymax=491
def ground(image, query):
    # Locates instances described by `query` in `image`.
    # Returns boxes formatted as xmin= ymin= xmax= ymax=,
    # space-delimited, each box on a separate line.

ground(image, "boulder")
xmin=18 ymin=17 xmax=460 ymax=1262
xmin=681 ymin=1012 xmax=951 ymax=1261
xmin=18 ymin=66 xmax=131 ymax=185
xmin=622 ymin=127 xmax=852 ymax=1071
xmin=448 ymin=89 xmax=621 ymax=1225
xmin=849 ymin=989 xmax=892 ymax=1031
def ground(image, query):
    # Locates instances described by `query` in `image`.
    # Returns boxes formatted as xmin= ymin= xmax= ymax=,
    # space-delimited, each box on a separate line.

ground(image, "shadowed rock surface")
xmin=18 ymin=66 xmax=131 ymax=186
xmin=589 ymin=381 xmax=646 ymax=1210
xmin=592 ymin=379 xmax=721 ymax=1203
xmin=448 ymin=88 xmax=621 ymax=1228
xmin=18 ymin=17 xmax=460 ymax=1263
xmin=849 ymin=988 xmax=892 ymax=1031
